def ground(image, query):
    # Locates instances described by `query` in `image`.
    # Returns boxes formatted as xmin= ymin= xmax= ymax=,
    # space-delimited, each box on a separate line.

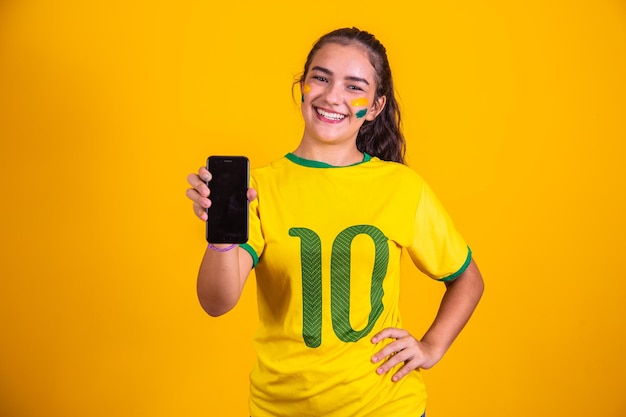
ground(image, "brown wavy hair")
xmin=296 ymin=27 xmax=406 ymax=164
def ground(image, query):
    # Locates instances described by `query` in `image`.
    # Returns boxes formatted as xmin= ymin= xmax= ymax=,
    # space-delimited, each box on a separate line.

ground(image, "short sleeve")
xmin=407 ymin=181 xmax=472 ymax=282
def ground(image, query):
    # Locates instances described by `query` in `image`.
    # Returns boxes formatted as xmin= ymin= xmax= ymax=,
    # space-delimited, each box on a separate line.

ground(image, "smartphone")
xmin=206 ymin=156 xmax=250 ymax=243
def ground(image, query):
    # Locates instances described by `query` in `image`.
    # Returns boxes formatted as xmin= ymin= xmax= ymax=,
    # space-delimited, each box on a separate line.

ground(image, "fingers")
xmin=198 ymin=166 xmax=210 ymax=180
xmin=187 ymin=167 xmax=212 ymax=221
xmin=247 ymin=188 xmax=258 ymax=202
xmin=187 ymin=167 xmax=211 ymax=197
xmin=186 ymin=165 xmax=256 ymax=222
xmin=185 ymin=187 xmax=209 ymax=221
xmin=193 ymin=201 xmax=208 ymax=221
xmin=372 ymin=332 xmax=410 ymax=364
xmin=371 ymin=327 xmax=408 ymax=344
xmin=371 ymin=327 xmax=425 ymax=382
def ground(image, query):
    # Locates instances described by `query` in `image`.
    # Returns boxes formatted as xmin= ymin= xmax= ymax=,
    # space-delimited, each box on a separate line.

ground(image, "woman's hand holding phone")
xmin=186 ymin=160 xmax=257 ymax=239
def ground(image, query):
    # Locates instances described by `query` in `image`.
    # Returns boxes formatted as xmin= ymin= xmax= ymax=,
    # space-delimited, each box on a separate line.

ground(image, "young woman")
xmin=186 ymin=27 xmax=484 ymax=417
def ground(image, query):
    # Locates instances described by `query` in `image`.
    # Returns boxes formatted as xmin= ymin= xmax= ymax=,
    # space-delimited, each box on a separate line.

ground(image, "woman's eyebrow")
xmin=310 ymin=66 xmax=370 ymax=86
xmin=311 ymin=66 xmax=333 ymax=76
xmin=346 ymin=75 xmax=369 ymax=86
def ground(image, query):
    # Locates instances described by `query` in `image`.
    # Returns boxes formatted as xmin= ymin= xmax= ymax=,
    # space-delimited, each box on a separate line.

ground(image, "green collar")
xmin=285 ymin=152 xmax=372 ymax=168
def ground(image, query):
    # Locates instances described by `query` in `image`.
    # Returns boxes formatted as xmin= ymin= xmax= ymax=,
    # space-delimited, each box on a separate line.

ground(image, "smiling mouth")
xmin=315 ymin=107 xmax=346 ymax=121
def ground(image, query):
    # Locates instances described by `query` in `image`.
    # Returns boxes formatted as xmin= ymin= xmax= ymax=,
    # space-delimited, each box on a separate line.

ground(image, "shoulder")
xmin=366 ymin=157 xmax=426 ymax=185
xmin=250 ymin=156 xmax=290 ymax=177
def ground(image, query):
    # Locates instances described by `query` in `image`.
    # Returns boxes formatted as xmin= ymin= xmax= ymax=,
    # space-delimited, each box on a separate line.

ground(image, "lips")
xmin=315 ymin=106 xmax=346 ymax=121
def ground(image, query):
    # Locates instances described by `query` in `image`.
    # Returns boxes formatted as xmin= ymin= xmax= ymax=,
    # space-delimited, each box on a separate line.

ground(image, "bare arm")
xmin=196 ymin=245 xmax=254 ymax=316
xmin=371 ymin=259 xmax=484 ymax=381
xmin=420 ymin=259 xmax=484 ymax=364
xmin=186 ymin=166 xmax=257 ymax=317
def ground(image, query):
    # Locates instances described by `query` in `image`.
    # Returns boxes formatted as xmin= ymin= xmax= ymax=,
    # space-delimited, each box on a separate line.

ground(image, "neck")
xmin=292 ymin=143 xmax=364 ymax=167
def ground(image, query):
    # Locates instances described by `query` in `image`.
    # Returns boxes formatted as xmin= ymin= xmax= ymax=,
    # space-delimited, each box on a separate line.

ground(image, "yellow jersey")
xmin=241 ymin=153 xmax=471 ymax=417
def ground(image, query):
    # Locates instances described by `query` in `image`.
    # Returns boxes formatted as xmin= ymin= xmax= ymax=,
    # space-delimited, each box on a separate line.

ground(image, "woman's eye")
xmin=348 ymin=85 xmax=363 ymax=91
xmin=313 ymin=76 xmax=327 ymax=82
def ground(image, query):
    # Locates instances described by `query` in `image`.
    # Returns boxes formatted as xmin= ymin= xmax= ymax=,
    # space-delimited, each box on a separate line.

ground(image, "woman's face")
xmin=300 ymin=42 xmax=386 ymax=148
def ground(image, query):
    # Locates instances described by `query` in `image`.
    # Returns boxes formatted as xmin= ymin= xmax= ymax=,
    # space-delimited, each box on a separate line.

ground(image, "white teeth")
xmin=316 ymin=108 xmax=345 ymax=120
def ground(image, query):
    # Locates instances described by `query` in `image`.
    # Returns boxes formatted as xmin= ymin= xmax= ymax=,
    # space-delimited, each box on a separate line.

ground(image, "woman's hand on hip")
xmin=370 ymin=327 xmax=444 ymax=382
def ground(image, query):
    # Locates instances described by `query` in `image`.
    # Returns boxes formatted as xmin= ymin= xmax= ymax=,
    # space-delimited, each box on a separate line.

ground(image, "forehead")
xmin=309 ymin=42 xmax=376 ymax=82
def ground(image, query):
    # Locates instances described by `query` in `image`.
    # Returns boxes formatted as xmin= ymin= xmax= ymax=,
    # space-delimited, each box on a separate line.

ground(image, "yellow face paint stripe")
xmin=350 ymin=97 xmax=369 ymax=107
xmin=303 ymin=84 xmax=312 ymax=94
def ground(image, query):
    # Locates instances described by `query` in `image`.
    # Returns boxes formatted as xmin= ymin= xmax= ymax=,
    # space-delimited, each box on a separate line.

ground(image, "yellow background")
xmin=1 ymin=0 xmax=625 ymax=416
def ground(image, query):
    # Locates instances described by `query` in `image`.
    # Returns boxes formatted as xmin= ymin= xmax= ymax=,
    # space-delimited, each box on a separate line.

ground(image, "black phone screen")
xmin=206 ymin=156 xmax=249 ymax=243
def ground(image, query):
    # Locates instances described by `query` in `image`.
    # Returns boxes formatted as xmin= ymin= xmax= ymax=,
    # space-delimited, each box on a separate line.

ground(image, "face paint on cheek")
xmin=351 ymin=98 xmax=369 ymax=119
xmin=301 ymin=84 xmax=312 ymax=102
xmin=351 ymin=98 xmax=369 ymax=107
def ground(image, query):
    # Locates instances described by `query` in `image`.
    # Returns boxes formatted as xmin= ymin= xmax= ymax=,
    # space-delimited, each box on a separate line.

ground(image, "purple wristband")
xmin=207 ymin=243 xmax=238 ymax=252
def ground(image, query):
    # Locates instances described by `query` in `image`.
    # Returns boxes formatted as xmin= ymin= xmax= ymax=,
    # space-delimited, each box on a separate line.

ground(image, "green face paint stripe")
xmin=356 ymin=109 xmax=368 ymax=119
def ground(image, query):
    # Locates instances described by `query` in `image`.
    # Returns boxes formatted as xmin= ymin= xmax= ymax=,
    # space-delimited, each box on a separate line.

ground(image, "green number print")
xmin=289 ymin=225 xmax=389 ymax=348
xmin=288 ymin=227 xmax=323 ymax=348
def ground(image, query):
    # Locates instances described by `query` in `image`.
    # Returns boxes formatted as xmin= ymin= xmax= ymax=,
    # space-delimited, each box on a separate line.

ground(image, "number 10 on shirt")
xmin=289 ymin=225 xmax=389 ymax=348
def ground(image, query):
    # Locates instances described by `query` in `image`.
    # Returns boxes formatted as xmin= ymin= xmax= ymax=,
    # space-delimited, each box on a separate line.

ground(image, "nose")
xmin=322 ymin=82 xmax=343 ymax=106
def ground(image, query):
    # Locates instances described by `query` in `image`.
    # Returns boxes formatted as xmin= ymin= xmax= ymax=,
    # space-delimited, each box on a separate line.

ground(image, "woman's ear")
xmin=365 ymin=95 xmax=387 ymax=121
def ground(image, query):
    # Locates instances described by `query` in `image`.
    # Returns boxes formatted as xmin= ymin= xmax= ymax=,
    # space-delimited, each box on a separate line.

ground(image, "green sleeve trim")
xmin=240 ymin=243 xmax=259 ymax=268
xmin=439 ymin=246 xmax=472 ymax=282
